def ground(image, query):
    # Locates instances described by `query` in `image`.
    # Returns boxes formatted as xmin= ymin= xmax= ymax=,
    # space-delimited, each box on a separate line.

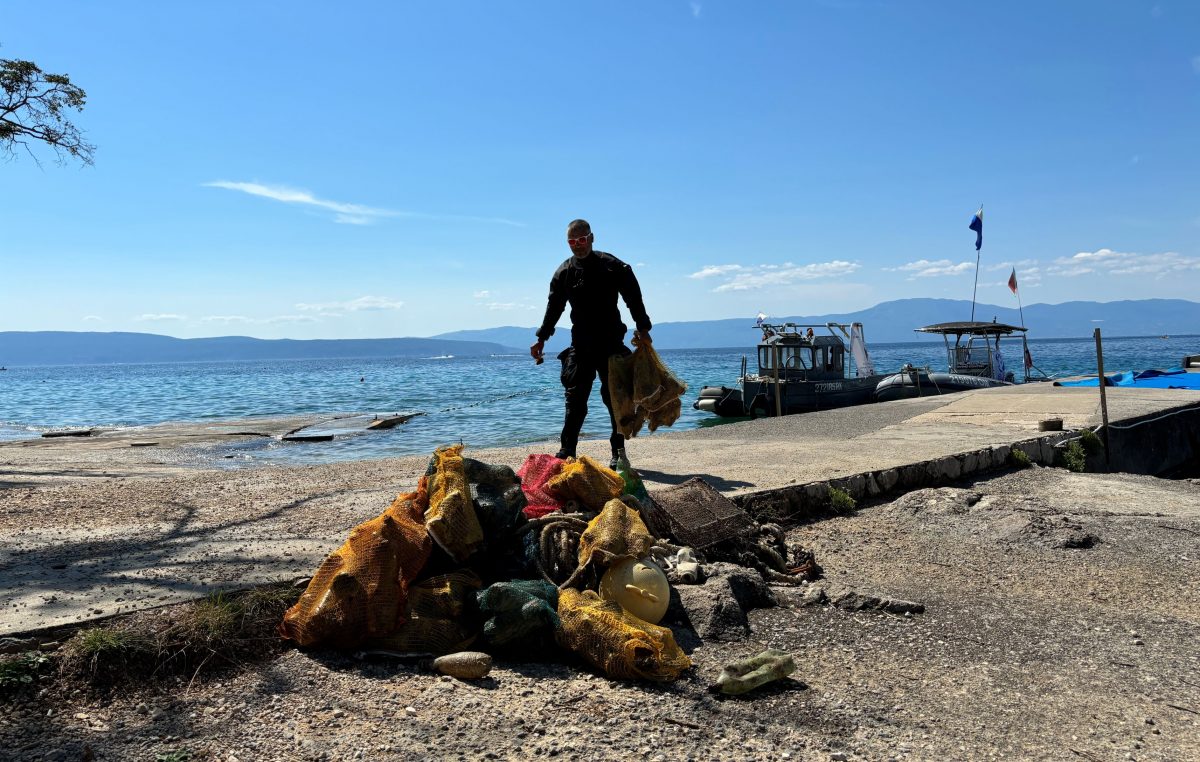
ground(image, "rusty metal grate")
xmin=647 ymin=477 xmax=754 ymax=549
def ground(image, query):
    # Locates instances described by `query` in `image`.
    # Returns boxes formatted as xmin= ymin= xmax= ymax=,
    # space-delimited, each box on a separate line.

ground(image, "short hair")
xmin=566 ymin=219 xmax=591 ymax=237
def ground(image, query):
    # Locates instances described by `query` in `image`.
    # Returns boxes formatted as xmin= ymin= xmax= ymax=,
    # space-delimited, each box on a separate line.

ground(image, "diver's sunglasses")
xmin=567 ymin=235 xmax=591 ymax=246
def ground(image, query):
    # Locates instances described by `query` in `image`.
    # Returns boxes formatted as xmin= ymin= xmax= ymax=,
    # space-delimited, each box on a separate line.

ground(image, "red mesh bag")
xmin=516 ymin=453 xmax=567 ymax=519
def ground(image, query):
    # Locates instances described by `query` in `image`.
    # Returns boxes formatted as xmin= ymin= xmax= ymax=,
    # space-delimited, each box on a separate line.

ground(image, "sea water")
xmin=0 ymin=335 xmax=1195 ymax=464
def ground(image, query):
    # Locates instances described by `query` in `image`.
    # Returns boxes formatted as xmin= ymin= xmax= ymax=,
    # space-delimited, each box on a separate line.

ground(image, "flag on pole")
xmin=1007 ymin=267 xmax=1018 ymax=294
xmin=1024 ymin=345 xmax=1034 ymax=370
xmin=969 ymin=207 xmax=983 ymax=251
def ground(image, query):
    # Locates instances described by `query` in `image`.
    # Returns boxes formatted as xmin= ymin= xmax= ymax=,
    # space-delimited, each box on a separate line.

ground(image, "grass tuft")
xmin=829 ymin=486 xmax=856 ymax=513
xmin=1079 ymin=429 xmax=1104 ymax=454
xmin=60 ymin=626 xmax=156 ymax=682
xmin=1059 ymin=440 xmax=1087 ymax=473
xmin=1008 ymin=449 xmax=1033 ymax=469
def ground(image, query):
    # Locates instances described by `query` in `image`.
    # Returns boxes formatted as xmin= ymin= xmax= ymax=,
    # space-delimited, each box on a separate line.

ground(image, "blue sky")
xmin=3 ymin=1 xmax=1198 ymax=339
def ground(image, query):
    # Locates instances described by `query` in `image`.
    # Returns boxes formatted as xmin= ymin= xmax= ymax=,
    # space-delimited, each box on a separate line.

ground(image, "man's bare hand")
xmin=633 ymin=330 xmax=652 ymax=347
xmin=530 ymin=339 xmax=545 ymax=364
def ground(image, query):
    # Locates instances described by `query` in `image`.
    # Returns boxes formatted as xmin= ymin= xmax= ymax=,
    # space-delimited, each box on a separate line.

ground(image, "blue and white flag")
xmin=969 ymin=206 xmax=983 ymax=251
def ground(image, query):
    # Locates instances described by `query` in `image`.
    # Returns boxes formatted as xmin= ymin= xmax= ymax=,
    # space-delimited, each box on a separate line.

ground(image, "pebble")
xmin=831 ymin=754 xmax=849 ymax=761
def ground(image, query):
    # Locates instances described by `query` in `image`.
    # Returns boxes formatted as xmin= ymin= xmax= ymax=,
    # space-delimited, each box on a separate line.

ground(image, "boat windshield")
xmin=759 ymin=345 xmax=812 ymax=370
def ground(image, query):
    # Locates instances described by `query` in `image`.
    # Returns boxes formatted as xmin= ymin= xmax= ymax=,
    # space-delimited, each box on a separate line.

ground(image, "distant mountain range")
xmin=434 ymin=297 xmax=1200 ymax=351
xmin=0 ymin=332 xmax=514 ymax=367
xmin=2 ymin=298 xmax=1196 ymax=366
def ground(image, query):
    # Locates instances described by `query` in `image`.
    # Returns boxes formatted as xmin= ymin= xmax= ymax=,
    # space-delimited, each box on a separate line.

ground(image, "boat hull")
xmin=874 ymin=371 xmax=1011 ymax=402
xmin=693 ymin=386 xmax=747 ymax=418
xmin=743 ymin=376 xmax=883 ymax=417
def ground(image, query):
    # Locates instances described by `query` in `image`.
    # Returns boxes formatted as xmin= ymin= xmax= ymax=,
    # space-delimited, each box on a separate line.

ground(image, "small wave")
xmin=427 ymin=355 xmax=455 ymax=360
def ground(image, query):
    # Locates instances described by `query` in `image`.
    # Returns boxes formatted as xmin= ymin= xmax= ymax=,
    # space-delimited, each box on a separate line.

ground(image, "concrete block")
xmin=877 ymin=469 xmax=900 ymax=492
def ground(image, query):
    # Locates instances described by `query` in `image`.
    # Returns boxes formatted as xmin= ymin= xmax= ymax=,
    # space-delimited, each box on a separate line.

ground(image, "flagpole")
xmin=969 ymin=204 xmax=982 ymax=322
xmin=970 ymin=248 xmax=981 ymax=322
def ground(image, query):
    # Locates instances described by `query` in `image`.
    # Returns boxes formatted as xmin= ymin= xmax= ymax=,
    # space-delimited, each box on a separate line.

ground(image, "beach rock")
xmin=674 ymin=562 xmax=775 ymax=642
xmin=432 ymin=652 xmax=493 ymax=680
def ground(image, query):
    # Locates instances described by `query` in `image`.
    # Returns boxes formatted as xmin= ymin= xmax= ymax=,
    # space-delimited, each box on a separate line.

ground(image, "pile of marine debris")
xmin=278 ymin=445 xmax=820 ymax=686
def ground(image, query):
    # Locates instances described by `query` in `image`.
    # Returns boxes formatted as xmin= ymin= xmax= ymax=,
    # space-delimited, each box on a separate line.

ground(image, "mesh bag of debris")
xmin=279 ymin=486 xmax=433 ymax=648
xmin=462 ymin=457 xmax=528 ymax=537
xmin=424 ymin=444 xmax=484 ymax=563
xmin=577 ymin=498 xmax=655 ymax=570
xmin=516 ymin=454 xmax=567 ymax=519
xmin=476 ymin=579 xmax=560 ymax=654
xmin=608 ymin=342 xmax=688 ymax=439
xmin=370 ymin=570 xmax=482 ymax=654
xmin=545 ymin=455 xmax=624 ymax=512
xmin=556 ymin=588 xmax=691 ymax=682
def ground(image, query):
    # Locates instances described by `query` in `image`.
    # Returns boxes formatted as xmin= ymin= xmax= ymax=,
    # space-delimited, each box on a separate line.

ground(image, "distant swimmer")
xmin=360 ymin=377 xmax=365 ymax=382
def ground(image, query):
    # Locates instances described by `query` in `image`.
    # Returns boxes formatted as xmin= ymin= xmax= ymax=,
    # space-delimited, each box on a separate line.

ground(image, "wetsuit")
xmin=536 ymin=250 xmax=652 ymax=458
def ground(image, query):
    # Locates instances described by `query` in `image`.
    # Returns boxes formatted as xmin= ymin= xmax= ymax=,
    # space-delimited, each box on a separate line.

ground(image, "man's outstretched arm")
xmin=618 ymin=263 xmax=652 ymax=341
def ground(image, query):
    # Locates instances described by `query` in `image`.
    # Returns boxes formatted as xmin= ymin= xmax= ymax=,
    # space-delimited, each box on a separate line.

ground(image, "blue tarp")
xmin=1054 ymin=368 xmax=1200 ymax=390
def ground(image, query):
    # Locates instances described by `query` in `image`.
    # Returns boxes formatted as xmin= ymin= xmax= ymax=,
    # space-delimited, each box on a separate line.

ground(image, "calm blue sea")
xmin=1 ymin=334 xmax=1196 ymax=465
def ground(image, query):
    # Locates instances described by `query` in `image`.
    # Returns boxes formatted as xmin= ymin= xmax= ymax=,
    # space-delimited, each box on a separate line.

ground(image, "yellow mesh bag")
xmin=279 ymin=485 xmax=432 ymax=648
xmin=370 ymin=570 xmax=482 ymax=654
xmin=647 ymin=397 xmax=682 ymax=433
xmin=608 ymin=343 xmax=687 ymax=439
xmin=556 ymin=588 xmax=691 ymax=682
xmin=425 ymin=444 xmax=484 ymax=562
xmin=577 ymin=498 xmax=655 ymax=570
xmin=545 ymin=456 xmax=624 ymax=512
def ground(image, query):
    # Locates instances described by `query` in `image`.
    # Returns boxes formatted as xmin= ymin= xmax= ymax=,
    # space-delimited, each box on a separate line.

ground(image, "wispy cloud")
xmin=201 ymin=315 xmax=251 ymax=323
xmin=201 ymin=314 xmax=329 ymax=325
xmin=688 ymin=260 xmax=860 ymax=292
xmin=484 ymin=302 xmax=537 ymax=311
xmin=690 ymin=2 xmax=702 ymax=18
xmin=136 ymin=313 xmax=186 ymax=322
xmin=203 ymin=181 xmax=392 ymax=225
xmin=295 ymin=295 xmax=405 ymax=312
xmin=204 ymin=180 xmax=524 ymax=227
xmin=1048 ymin=248 xmax=1200 ymax=277
xmin=82 ymin=315 xmax=103 ymax=322
xmin=473 ymin=290 xmax=491 ymax=299
xmin=886 ymin=259 xmax=975 ymax=278
xmin=985 ymin=259 xmax=1039 ymax=272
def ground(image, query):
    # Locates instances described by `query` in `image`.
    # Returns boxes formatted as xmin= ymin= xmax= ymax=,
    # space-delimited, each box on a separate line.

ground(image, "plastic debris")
xmin=713 ymin=649 xmax=796 ymax=695
xmin=599 ymin=558 xmax=670 ymax=624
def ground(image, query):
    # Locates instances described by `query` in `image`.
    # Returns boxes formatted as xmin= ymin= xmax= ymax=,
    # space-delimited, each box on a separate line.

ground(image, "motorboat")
xmin=874 ymin=320 xmax=1047 ymax=402
xmin=694 ymin=322 xmax=888 ymax=418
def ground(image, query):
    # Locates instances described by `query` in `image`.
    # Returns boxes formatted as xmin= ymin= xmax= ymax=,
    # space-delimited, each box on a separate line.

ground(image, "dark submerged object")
xmin=694 ymin=322 xmax=887 ymax=418
xmin=874 ymin=320 xmax=1048 ymax=402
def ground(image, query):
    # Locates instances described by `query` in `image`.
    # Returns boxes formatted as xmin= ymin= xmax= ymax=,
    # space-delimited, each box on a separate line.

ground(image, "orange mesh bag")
xmin=577 ymin=498 xmax=655 ymax=570
xmin=556 ymin=588 xmax=691 ymax=682
xmin=425 ymin=444 xmax=484 ymax=562
xmin=279 ymin=486 xmax=432 ymax=648
xmin=545 ymin=456 xmax=624 ymax=512
xmin=608 ymin=342 xmax=687 ymax=439
xmin=370 ymin=570 xmax=482 ymax=654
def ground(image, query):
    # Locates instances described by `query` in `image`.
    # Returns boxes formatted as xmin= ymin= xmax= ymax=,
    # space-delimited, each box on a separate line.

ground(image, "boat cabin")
xmin=756 ymin=330 xmax=847 ymax=382
xmin=915 ymin=320 xmax=1029 ymax=382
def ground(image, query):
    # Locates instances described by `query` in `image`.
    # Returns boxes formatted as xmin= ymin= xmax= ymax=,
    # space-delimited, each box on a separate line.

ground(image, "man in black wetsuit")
xmin=530 ymin=219 xmax=652 ymax=469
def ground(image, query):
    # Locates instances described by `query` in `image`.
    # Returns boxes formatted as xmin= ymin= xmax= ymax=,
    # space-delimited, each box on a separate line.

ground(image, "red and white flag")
xmin=1007 ymin=267 xmax=1019 ymax=294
